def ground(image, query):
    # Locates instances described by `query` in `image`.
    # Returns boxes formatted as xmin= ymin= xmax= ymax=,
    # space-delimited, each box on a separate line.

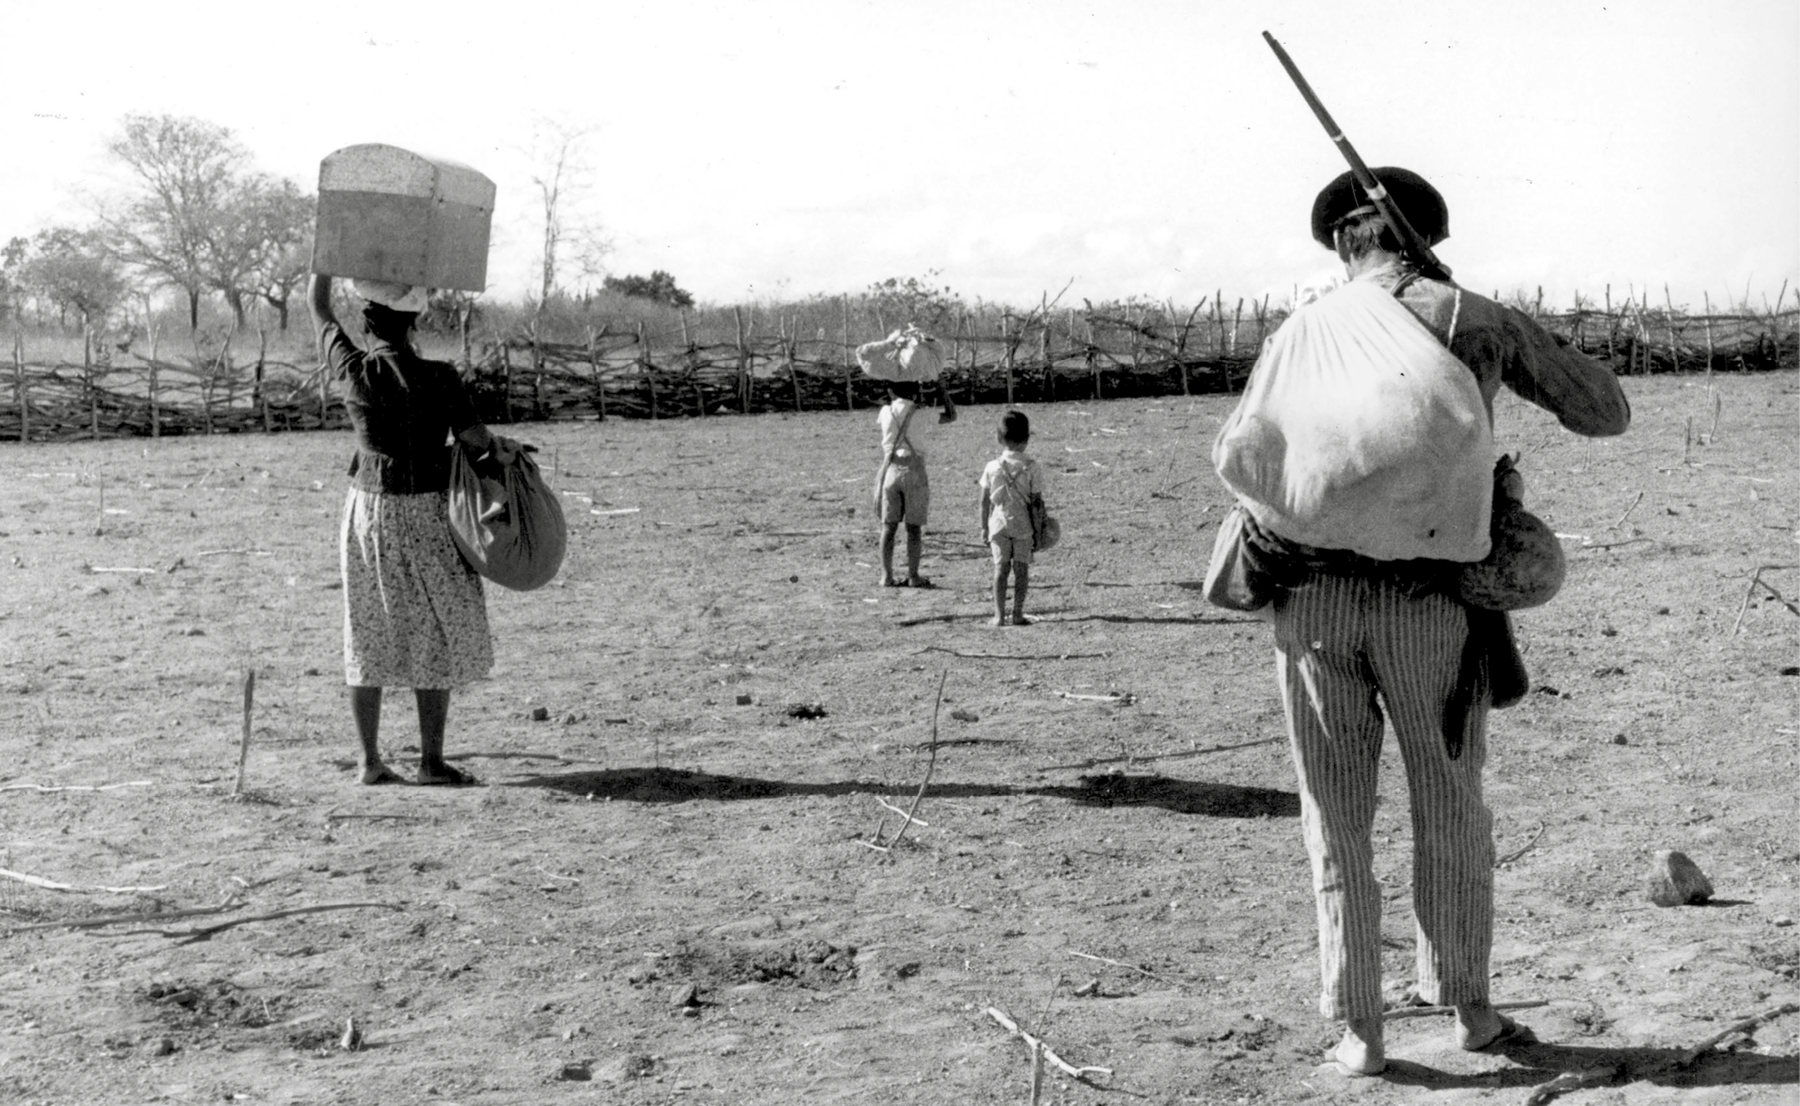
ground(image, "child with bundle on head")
xmin=977 ymin=410 xmax=1046 ymax=626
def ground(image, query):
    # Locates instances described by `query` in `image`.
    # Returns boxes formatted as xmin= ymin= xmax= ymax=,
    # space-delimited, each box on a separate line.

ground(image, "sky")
xmin=2 ymin=0 xmax=1794 ymax=312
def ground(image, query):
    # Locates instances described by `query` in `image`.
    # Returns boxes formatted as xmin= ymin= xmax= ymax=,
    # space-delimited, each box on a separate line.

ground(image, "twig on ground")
xmin=867 ymin=670 xmax=948 ymax=852
xmin=1606 ymin=491 xmax=1645 ymax=530
xmin=920 ymin=645 xmax=1109 ymax=661
xmin=896 ymin=613 xmax=964 ymax=627
xmin=1576 ymin=537 xmax=1652 ymax=551
xmin=86 ymin=566 xmax=157 ymax=575
xmin=3 ymin=895 xmax=243 ymax=935
xmin=1070 ymin=950 xmax=1165 ymax=980
xmin=1496 ymin=821 xmax=1548 ymax=866
xmin=1521 ymin=1065 xmax=1622 ymax=1105
xmin=118 ymin=901 xmax=403 ymax=942
xmin=322 ymin=809 xmax=426 ymax=822
xmin=984 ymin=1006 xmax=1113 ymax=1082
xmin=1 ymin=780 xmax=152 ymax=794
xmin=1383 ymin=999 xmax=1548 ymax=1021
xmin=196 ymin=549 xmax=272 ymax=557
xmin=1056 ymin=691 xmax=1135 ymax=705
xmin=1731 ymin=564 xmax=1800 ymax=636
xmin=1676 ymin=1001 xmax=1800 ymax=1068
xmin=874 ymin=797 xmax=928 ymax=827
xmin=0 ymin=867 xmax=168 ymax=895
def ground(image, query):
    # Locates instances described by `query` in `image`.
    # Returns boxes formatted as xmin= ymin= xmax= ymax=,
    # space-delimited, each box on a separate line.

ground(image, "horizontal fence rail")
xmin=3 ymin=301 xmax=1795 ymax=441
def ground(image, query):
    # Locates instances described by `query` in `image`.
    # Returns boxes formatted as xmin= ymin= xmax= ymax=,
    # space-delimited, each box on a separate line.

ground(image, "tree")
xmin=602 ymin=270 xmax=694 ymax=309
xmin=18 ymin=227 xmax=131 ymax=330
xmin=100 ymin=114 xmax=247 ymax=329
xmin=211 ymin=174 xmax=314 ymax=330
xmin=527 ymin=119 xmax=612 ymax=310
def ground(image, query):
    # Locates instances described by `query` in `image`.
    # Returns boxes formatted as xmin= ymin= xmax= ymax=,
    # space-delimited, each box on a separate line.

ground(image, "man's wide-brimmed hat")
xmin=1310 ymin=167 xmax=1449 ymax=250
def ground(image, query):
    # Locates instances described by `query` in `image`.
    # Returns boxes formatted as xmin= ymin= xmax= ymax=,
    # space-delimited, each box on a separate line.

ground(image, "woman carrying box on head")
xmin=309 ymin=274 xmax=516 ymax=786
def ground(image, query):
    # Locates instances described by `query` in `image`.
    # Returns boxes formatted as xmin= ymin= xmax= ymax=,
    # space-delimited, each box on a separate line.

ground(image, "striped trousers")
xmin=1269 ymin=572 xmax=1495 ymax=1022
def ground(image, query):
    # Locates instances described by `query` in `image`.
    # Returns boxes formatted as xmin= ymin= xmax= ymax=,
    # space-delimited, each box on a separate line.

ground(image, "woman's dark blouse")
xmin=323 ymin=322 xmax=479 ymax=494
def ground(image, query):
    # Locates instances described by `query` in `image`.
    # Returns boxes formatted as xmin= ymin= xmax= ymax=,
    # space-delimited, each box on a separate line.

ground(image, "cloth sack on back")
xmin=1213 ymin=280 xmax=1495 ymax=563
xmin=856 ymin=325 xmax=944 ymax=382
xmin=448 ymin=441 xmax=567 ymax=591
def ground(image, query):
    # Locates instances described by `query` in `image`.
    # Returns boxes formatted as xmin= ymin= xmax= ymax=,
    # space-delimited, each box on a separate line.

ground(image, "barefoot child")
xmin=978 ymin=410 xmax=1046 ymax=626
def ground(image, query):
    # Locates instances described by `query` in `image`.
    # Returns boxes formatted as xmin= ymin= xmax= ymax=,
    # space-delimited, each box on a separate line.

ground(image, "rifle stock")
xmin=1262 ymin=31 xmax=1451 ymax=280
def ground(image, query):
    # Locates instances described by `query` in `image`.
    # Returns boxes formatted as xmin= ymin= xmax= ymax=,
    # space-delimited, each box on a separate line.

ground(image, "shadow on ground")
xmin=501 ymin=766 xmax=1300 ymax=818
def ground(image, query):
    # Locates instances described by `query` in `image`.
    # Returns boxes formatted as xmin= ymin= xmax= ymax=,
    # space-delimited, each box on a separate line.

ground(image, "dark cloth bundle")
xmin=448 ymin=442 xmax=567 ymax=591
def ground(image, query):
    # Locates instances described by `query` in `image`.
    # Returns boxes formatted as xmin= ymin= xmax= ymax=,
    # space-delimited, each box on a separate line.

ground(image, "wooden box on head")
xmin=312 ymin=144 xmax=495 ymax=292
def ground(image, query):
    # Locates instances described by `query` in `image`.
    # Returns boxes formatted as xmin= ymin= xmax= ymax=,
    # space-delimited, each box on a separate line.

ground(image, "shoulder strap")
xmin=888 ymin=402 xmax=918 ymax=460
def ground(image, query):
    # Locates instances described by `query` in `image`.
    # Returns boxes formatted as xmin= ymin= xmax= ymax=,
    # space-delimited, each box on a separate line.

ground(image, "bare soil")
xmin=0 ymin=373 xmax=1795 ymax=1105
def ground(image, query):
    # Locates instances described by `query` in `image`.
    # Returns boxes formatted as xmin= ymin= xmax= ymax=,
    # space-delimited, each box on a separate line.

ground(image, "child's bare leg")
xmin=1011 ymin=562 xmax=1032 ymax=624
xmin=990 ymin=559 xmax=1009 ymax=625
xmin=416 ymin=688 xmax=473 ymax=785
xmin=879 ymin=521 xmax=901 ymax=585
xmin=349 ymin=685 xmax=404 ymax=784
xmin=904 ymin=524 xmax=925 ymax=583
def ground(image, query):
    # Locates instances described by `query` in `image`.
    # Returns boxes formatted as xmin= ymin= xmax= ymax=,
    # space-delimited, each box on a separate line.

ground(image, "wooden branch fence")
xmin=3 ymin=299 xmax=1794 ymax=441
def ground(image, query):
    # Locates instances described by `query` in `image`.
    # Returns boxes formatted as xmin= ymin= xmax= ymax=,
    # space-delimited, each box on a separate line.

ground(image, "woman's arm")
xmin=308 ymin=274 xmax=337 ymax=336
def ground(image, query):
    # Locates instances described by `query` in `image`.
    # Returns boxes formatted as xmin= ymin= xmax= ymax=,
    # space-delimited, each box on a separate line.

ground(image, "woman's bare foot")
xmin=359 ymin=763 xmax=409 ymax=786
xmin=417 ymin=762 xmax=479 ymax=787
xmin=1011 ymin=614 xmax=1033 ymax=626
xmin=1326 ymin=1020 xmax=1385 ymax=1076
xmin=988 ymin=615 xmax=1006 ymax=627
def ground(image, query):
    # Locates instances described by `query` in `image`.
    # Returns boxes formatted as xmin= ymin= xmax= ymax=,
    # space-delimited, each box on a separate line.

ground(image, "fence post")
xmin=500 ymin=342 xmax=515 ymax=422
xmin=586 ymin=326 xmax=607 ymax=422
xmin=1664 ymin=284 xmax=1680 ymax=373
xmin=12 ymin=332 xmax=25 ymax=443
xmin=842 ymin=295 xmax=854 ymax=411
xmin=1086 ymin=311 xmax=1100 ymax=401
xmin=637 ymin=321 xmax=655 ymax=420
xmin=84 ymin=324 xmax=98 ymax=438
xmin=256 ymin=311 xmax=271 ymax=432
xmin=1002 ymin=312 xmax=1014 ymax=406
xmin=788 ymin=315 xmax=803 ymax=414
xmin=735 ymin=305 xmax=750 ymax=415
xmin=1702 ymin=292 xmax=1715 ymax=381
xmin=1230 ymin=297 xmax=1244 ymax=357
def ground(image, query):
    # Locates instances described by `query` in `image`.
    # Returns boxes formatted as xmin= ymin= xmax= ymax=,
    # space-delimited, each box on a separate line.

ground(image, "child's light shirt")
xmin=979 ymin=449 xmax=1044 ymax=540
xmin=877 ymin=398 xmax=931 ymax=459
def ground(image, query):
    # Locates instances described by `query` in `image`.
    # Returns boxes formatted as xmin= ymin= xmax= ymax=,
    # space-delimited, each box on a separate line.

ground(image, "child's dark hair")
xmin=999 ymin=409 xmax=1030 ymax=446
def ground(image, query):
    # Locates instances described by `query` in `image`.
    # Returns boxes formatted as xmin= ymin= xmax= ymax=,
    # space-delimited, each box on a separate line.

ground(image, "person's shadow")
xmin=1374 ymin=1035 xmax=1796 ymax=1097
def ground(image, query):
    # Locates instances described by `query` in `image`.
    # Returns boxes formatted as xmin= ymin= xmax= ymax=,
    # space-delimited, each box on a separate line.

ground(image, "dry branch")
xmin=1730 ymin=564 xmax=1800 ymax=635
xmin=119 ymin=900 xmax=403 ymax=942
xmin=0 ymin=867 xmax=168 ymax=895
xmin=3 ymin=895 xmax=242 ymax=935
xmin=1069 ymin=950 xmax=1165 ymax=980
xmin=867 ymin=670 xmax=948 ymax=852
xmin=1676 ymin=1001 xmax=1799 ymax=1067
xmin=1606 ymin=491 xmax=1644 ymax=530
xmin=919 ymin=645 xmax=1110 ymax=661
xmin=984 ymin=1006 xmax=1113 ymax=1081
xmin=1383 ymin=999 xmax=1548 ymax=1021
xmin=1496 ymin=821 xmax=1548 ymax=866
xmin=0 ymin=780 xmax=152 ymax=794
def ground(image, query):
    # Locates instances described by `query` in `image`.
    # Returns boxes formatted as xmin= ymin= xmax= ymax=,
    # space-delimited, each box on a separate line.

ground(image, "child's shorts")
xmin=880 ymin=462 xmax=930 ymax=527
xmin=990 ymin=533 xmax=1034 ymax=566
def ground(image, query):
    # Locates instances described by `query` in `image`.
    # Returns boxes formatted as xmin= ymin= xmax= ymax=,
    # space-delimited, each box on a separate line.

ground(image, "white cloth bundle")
xmin=856 ymin=325 xmax=944 ymax=382
xmin=1213 ymin=280 xmax=1495 ymax=563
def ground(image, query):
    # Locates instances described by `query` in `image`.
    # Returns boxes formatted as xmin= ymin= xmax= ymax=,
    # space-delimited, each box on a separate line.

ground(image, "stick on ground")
xmin=984 ymin=1006 xmax=1112 ymax=1081
xmin=867 ymin=670 xmax=948 ymax=852
xmin=1676 ymin=1001 xmax=1799 ymax=1067
xmin=0 ymin=780 xmax=152 ymax=794
xmin=0 ymin=867 xmax=168 ymax=895
xmin=233 ymin=668 xmax=255 ymax=797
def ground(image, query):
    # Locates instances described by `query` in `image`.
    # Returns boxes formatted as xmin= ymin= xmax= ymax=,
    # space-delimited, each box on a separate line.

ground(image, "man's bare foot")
xmin=359 ymin=763 xmax=409 ymax=786
xmin=988 ymin=615 xmax=1006 ymax=627
xmin=1456 ymin=1006 xmax=1533 ymax=1051
xmin=881 ymin=576 xmax=903 ymax=588
xmin=416 ymin=763 xmax=479 ymax=787
xmin=1011 ymin=614 xmax=1033 ymax=626
xmin=1326 ymin=1023 xmax=1386 ymax=1076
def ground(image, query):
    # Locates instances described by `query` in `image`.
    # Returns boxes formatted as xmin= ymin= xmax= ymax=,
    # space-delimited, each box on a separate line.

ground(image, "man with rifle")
xmin=1212 ymin=36 xmax=1632 ymax=1078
